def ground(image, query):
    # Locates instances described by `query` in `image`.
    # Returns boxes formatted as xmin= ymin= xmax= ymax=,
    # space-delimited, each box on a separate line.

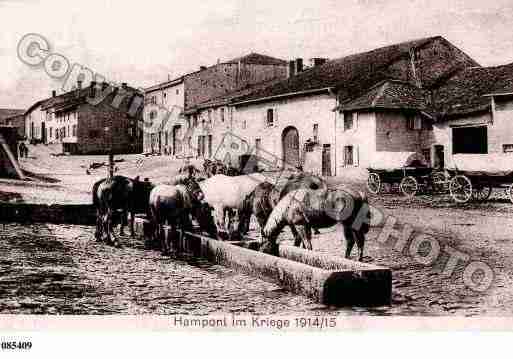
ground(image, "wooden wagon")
xmin=367 ymin=152 xmax=447 ymax=197
xmin=447 ymin=154 xmax=513 ymax=203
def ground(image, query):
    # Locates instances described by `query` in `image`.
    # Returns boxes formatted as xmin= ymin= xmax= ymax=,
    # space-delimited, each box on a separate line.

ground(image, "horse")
xmin=198 ymin=173 xmax=268 ymax=239
xmin=261 ymin=187 xmax=371 ymax=261
xmin=92 ymin=175 xmax=154 ymax=246
xmin=238 ymin=173 xmax=328 ymax=236
xmin=148 ymin=175 xmax=215 ymax=256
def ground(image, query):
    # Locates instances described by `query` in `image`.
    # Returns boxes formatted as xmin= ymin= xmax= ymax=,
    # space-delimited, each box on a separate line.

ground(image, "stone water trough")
xmin=134 ymin=216 xmax=392 ymax=307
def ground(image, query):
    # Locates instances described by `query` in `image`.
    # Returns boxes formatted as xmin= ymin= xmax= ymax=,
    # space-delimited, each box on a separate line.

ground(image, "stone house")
xmin=430 ymin=63 xmax=513 ymax=169
xmin=143 ymin=53 xmax=289 ymax=157
xmin=27 ymin=82 xmax=143 ymax=154
xmin=223 ymin=36 xmax=477 ymax=175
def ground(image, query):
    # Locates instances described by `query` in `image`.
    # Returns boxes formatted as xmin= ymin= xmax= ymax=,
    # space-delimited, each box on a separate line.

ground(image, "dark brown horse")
xmin=92 ymin=175 xmax=154 ymax=246
xmin=148 ymin=175 xmax=215 ymax=256
xmin=261 ymin=187 xmax=371 ymax=261
xmin=238 ymin=173 xmax=328 ymax=236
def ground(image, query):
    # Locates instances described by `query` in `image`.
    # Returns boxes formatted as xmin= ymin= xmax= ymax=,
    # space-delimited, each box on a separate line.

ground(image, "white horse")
xmin=199 ymin=173 xmax=267 ymax=239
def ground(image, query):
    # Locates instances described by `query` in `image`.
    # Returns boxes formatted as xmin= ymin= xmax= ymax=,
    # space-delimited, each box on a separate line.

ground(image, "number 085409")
xmin=1 ymin=341 xmax=32 ymax=350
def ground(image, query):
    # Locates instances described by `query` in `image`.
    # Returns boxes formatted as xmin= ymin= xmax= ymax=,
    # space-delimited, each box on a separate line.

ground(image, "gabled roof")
xmin=337 ymin=80 xmax=428 ymax=111
xmin=433 ymin=63 xmax=513 ymax=116
xmin=224 ymin=52 xmax=287 ymax=66
xmin=41 ymin=84 xmax=142 ymax=116
xmin=234 ymin=36 xmax=478 ymax=105
xmin=0 ymin=109 xmax=25 ymax=122
xmin=487 ymin=62 xmax=513 ymax=95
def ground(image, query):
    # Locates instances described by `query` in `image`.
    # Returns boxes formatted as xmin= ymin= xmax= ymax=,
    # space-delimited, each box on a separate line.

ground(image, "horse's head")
xmin=184 ymin=178 xmax=204 ymax=202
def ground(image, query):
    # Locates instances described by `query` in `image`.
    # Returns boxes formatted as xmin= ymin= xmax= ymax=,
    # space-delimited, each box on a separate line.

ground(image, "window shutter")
xmin=354 ymin=145 xmax=359 ymax=167
xmin=414 ymin=116 xmax=422 ymax=130
xmin=274 ymin=107 xmax=278 ymax=127
xmin=342 ymin=145 xmax=346 ymax=166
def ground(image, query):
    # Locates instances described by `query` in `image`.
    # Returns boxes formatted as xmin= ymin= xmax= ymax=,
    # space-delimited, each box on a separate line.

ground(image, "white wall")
xmin=233 ymin=94 xmax=337 ymax=173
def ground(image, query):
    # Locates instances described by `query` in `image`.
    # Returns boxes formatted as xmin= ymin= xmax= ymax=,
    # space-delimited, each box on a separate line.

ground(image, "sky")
xmin=1 ymin=0 xmax=513 ymax=109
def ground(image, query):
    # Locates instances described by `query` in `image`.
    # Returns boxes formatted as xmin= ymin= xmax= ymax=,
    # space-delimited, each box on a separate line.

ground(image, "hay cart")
xmin=367 ymin=152 xmax=447 ymax=198
xmin=448 ymin=154 xmax=513 ymax=203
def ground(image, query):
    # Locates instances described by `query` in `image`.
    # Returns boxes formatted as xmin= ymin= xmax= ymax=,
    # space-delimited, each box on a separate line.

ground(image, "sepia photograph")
xmin=1 ymin=1 xmax=513 ymax=349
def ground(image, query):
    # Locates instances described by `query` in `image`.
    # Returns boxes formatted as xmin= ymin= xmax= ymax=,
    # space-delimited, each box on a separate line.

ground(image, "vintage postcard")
xmin=1 ymin=0 xmax=513 ymax=353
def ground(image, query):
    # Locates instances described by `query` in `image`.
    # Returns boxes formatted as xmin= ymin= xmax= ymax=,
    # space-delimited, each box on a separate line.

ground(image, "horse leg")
xmin=214 ymin=206 xmax=227 ymax=240
xmin=355 ymin=229 xmax=365 ymax=262
xmin=296 ymin=225 xmax=313 ymax=250
xmin=129 ymin=210 xmax=135 ymax=238
xmin=290 ymin=224 xmax=302 ymax=247
xmin=95 ymin=209 xmax=102 ymax=242
xmin=160 ymin=222 xmax=169 ymax=256
xmin=119 ymin=208 xmax=128 ymax=236
xmin=343 ymin=225 xmax=356 ymax=259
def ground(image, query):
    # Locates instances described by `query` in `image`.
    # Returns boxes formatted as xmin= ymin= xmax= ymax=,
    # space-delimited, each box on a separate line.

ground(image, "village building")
xmin=143 ymin=76 xmax=186 ymax=155
xmin=220 ymin=36 xmax=478 ymax=176
xmin=430 ymin=63 xmax=513 ymax=169
xmin=24 ymin=82 xmax=143 ymax=154
xmin=143 ymin=53 xmax=289 ymax=157
xmin=0 ymin=109 xmax=25 ymax=139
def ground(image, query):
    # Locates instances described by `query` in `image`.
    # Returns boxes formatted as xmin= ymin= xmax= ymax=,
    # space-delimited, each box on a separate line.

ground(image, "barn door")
xmin=282 ymin=126 xmax=300 ymax=168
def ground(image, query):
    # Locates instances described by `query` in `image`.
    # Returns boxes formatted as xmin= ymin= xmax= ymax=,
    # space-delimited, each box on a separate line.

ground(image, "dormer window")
xmin=344 ymin=112 xmax=356 ymax=131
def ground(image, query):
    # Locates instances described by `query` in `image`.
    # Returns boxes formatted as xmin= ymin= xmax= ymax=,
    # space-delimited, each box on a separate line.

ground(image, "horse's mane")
xmin=170 ymin=174 xmax=192 ymax=185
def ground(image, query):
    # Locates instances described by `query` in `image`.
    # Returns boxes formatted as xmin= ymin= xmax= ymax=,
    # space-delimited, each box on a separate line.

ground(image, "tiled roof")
xmin=234 ymin=36 xmax=478 ymax=104
xmin=488 ymin=62 xmax=513 ymax=95
xmin=224 ymin=52 xmax=287 ymax=66
xmin=337 ymin=80 xmax=428 ymax=111
xmin=432 ymin=63 xmax=513 ymax=116
xmin=41 ymin=84 xmax=142 ymax=116
xmin=0 ymin=109 xmax=25 ymax=122
xmin=185 ymin=78 xmax=285 ymax=114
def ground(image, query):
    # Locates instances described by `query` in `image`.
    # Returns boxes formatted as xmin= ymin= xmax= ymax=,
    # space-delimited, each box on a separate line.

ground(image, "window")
xmin=344 ymin=146 xmax=354 ymax=166
xmin=89 ymin=130 xmax=100 ymax=138
xmin=163 ymin=92 xmax=167 ymax=98
xmin=313 ymin=124 xmax=319 ymax=142
xmin=208 ymin=109 xmax=212 ymax=122
xmin=504 ymin=144 xmax=513 ymax=153
xmin=49 ymin=127 xmax=53 ymax=138
xmin=255 ymin=138 xmax=261 ymax=156
xmin=176 ymin=89 xmax=179 ymax=95
xmin=452 ymin=126 xmax=488 ymax=154
xmin=149 ymin=110 xmax=157 ymax=120
xmin=208 ymin=135 xmax=212 ymax=157
xmin=407 ymin=115 xmax=422 ymax=130
xmin=266 ymin=109 xmax=274 ymax=127
xmin=193 ymin=115 xmax=198 ymax=127
xmin=220 ymin=107 xmax=225 ymax=122
xmin=242 ymin=120 xmax=247 ymax=129
xmin=72 ymin=125 xmax=77 ymax=137
xmin=344 ymin=112 xmax=356 ymax=131
xmin=421 ymin=148 xmax=431 ymax=164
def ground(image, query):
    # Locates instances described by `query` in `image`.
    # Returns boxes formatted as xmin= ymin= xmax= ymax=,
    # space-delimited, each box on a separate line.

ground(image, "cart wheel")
xmin=508 ymin=184 xmax=513 ymax=204
xmin=400 ymin=176 xmax=418 ymax=197
xmin=449 ymin=175 xmax=472 ymax=203
xmin=367 ymin=173 xmax=381 ymax=195
xmin=472 ymin=185 xmax=492 ymax=202
xmin=431 ymin=171 xmax=449 ymax=193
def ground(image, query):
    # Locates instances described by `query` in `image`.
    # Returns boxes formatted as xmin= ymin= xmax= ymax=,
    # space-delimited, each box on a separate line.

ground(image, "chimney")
xmin=52 ymin=90 xmax=56 ymax=97
xmin=311 ymin=58 xmax=328 ymax=67
xmin=76 ymin=80 xmax=82 ymax=98
xmin=295 ymin=58 xmax=303 ymax=73
xmin=288 ymin=60 xmax=296 ymax=78
xmin=200 ymin=66 xmax=207 ymax=71
xmin=90 ymin=81 xmax=97 ymax=97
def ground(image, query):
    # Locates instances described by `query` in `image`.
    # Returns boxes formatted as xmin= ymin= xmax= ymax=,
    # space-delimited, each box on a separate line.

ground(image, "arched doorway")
xmin=172 ymin=125 xmax=182 ymax=155
xmin=282 ymin=126 xmax=300 ymax=168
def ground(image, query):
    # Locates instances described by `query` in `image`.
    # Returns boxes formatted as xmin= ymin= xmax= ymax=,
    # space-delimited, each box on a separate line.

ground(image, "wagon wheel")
xmin=472 ymin=185 xmax=492 ymax=202
xmin=367 ymin=173 xmax=381 ymax=195
xmin=449 ymin=175 xmax=473 ymax=203
xmin=508 ymin=184 xmax=513 ymax=204
xmin=400 ymin=176 xmax=418 ymax=198
xmin=431 ymin=171 xmax=449 ymax=193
